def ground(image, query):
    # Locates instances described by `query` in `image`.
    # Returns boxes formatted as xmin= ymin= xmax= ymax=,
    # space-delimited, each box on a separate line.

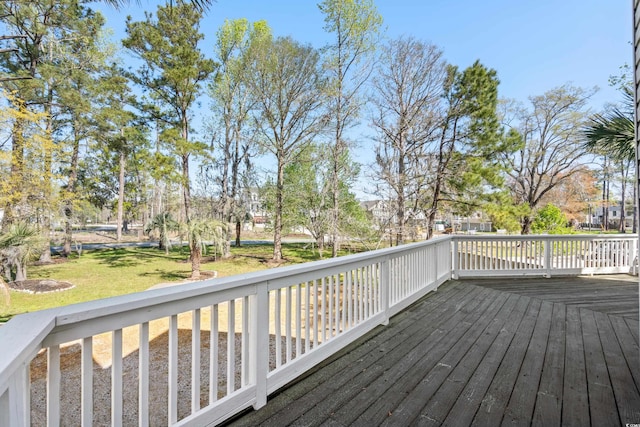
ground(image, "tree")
xmin=540 ymin=168 xmax=600 ymax=226
xmin=145 ymin=211 xmax=179 ymax=255
xmin=531 ymin=203 xmax=571 ymax=234
xmin=0 ymin=222 xmax=43 ymax=282
xmin=123 ymin=1 xmax=215 ymax=224
xmin=423 ymin=60 xmax=503 ymax=239
xmin=209 ymin=19 xmax=270 ymax=247
xmin=55 ymin=7 xmax=111 ymax=256
xmin=0 ymin=0 xmax=66 ymax=234
xmin=500 ymin=84 xmax=594 ymax=234
xmin=583 ymin=83 xmax=635 ymax=232
xmin=247 ymin=36 xmax=326 ymax=262
xmin=371 ymin=37 xmax=446 ymax=245
xmin=318 ymin=0 xmax=382 ymax=256
xmin=92 ymin=63 xmax=146 ymax=242
xmin=183 ymin=219 xmax=226 ymax=279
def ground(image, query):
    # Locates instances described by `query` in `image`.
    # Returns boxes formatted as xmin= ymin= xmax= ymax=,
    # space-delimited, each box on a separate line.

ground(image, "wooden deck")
xmin=228 ymin=275 xmax=640 ymax=426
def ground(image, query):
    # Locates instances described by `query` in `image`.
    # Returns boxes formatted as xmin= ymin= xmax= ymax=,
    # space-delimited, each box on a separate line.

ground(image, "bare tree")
xmin=319 ymin=0 xmax=382 ymax=256
xmin=370 ymin=37 xmax=446 ymax=245
xmin=248 ymin=36 xmax=326 ymax=261
xmin=209 ymin=19 xmax=269 ymax=248
xmin=501 ymin=84 xmax=595 ymax=234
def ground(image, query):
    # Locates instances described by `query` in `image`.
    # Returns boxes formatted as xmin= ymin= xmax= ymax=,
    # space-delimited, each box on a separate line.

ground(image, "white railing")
xmin=0 ymin=234 xmax=635 ymax=426
xmin=452 ymin=234 xmax=638 ymax=278
xmin=0 ymin=238 xmax=451 ymax=427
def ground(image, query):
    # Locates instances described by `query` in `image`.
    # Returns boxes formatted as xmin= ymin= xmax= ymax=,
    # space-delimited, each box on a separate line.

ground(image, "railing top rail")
xmin=53 ymin=236 xmax=450 ymax=325
xmin=451 ymin=234 xmax=637 ymax=241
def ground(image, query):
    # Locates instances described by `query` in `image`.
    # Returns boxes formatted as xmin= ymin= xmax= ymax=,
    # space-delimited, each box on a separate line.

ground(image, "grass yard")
xmin=1 ymin=242 xmax=341 ymax=320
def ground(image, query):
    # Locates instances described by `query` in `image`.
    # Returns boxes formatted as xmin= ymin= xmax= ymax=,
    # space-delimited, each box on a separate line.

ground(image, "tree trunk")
xmin=117 ymin=147 xmax=126 ymax=242
xmin=63 ymin=123 xmax=81 ymax=257
xmin=39 ymin=87 xmax=54 ymax=263
xmin=235 ymin=220 xmax=241 ymax=247
xmin=14 ymin=260 xmax=25 ymax=282
xmin=273 ymin=156 xmax=284 ymax=261
xmin=521 ymin=216 xmax=533 ymax=235
xmin=0 ymin=276 xmax=10 ymax=308
xmin=190 ymin=243 xmax=201 ymax=280
xmin=2 ymin=109 xmax=26 ymax=231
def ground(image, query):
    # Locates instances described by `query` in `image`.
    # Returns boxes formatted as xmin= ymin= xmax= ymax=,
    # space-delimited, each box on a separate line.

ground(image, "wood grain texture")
xmin=228 ymin=275 xmax=640 ymax=427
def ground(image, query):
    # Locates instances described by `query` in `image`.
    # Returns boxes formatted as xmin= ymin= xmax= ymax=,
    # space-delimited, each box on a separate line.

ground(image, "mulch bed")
xmin=8 ymin=279 xmax=75 ymax=294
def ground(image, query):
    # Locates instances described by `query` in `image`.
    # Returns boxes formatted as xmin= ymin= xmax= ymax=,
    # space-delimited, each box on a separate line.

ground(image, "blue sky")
xmin=96 ymin=0 xmax=633 ymax=110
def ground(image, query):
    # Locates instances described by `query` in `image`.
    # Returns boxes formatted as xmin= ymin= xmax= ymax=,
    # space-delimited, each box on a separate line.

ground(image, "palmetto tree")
xmin=583 ymin=85 xmax=634 ymax=162
xmin=145 ymin=212 xmax=180 ymax=255
xmin=0 ymin=222 xmax=43 ymax=282
xmin=184 ymin=219 xmax=227 ymax=280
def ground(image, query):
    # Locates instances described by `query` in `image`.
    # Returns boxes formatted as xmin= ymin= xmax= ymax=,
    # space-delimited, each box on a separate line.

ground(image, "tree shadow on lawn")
xmin=92 ymin=248 xmax=182 ymax=269
xmin=139 ymin=269 xmax=189 ymax=282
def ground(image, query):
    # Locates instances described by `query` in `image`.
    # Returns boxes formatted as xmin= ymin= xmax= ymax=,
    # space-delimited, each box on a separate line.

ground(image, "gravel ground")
xmin=29 ymin=317 xmax=303 ymax=426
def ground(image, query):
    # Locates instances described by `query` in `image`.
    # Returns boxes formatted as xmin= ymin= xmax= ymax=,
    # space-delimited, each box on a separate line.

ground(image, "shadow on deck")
xmin=228 ymin=275 xmax=640 ymax=426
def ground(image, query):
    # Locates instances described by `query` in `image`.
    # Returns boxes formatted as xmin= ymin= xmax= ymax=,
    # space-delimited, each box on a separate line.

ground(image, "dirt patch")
xmin=9 ymin=279 xmax=75 ymax=294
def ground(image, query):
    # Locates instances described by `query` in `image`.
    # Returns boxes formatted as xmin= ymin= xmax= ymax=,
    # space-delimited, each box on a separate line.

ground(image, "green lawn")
xmin=1 ymin=242 xmax=338 ymax=320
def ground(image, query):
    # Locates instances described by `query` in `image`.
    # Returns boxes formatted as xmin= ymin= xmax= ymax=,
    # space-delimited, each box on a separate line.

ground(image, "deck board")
xmin=227 ymin=275 xmax=640 ymax=427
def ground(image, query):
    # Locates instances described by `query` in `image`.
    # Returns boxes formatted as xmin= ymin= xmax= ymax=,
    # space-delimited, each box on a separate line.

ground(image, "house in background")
xmin=590 ymin=204 xmax=633 ymax=229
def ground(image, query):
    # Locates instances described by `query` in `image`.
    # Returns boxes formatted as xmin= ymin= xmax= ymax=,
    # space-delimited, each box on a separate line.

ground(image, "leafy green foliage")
xmin=0 ymin=222 xmax=43 ymax=281
xmin=531 ymin=204 xmax=572 ymax=234
xmin=145 ymin=212 xmax=180 ymax=254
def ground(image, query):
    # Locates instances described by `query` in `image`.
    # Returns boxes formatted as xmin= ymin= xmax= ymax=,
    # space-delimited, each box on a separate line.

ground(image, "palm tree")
xmin=583 ymin=85 xmax=634 ymax=161
xmin=0 ymin=222 xmax=43 ymax=282
xmin=145 ymin=212 xmax=180 ymax=255
xmin=184 ymin=219 xmax=227 ymax=280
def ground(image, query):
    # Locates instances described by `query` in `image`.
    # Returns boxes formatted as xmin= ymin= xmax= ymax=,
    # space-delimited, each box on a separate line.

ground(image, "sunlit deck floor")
xmin=228 ymin=275 xmax=640 ymax=426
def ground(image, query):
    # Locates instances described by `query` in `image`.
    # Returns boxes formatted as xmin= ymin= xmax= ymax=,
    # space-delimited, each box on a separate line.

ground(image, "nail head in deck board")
xmin=304 ymin=287 xmax=502 ymax=426
xmin=562 ymin=305 xmax=590 ymax=427
xmin=226 ymin=278 xmax=640 ymax=427
xmin=376 ymin=292 xmax=513 ymax=426
xmin=580 ymin=308 xmax=619 ymax=427
xmin=501 ymin=300 xmax=553 ymax=425
xmin=349 ymin=287 xmax=506 ymax=425
xmin=531 ymin=303 xmax=566 ymax=426
xmin=608 ymin=315 xmax=640 ymax=387
xmin=441 ymin=296 xmax=531 ymax=427
xmin=592 ymin=311 xmax=640 ymax=424
xmin=416 ymin=294 xmax=522 ymax=425
xmin=472 ymin=298 xmax=542 ymax=426
xmin=231 ymin=282 xmax=481 ymax=426
xmin=355 ymin=293 xmax=521 ymax=426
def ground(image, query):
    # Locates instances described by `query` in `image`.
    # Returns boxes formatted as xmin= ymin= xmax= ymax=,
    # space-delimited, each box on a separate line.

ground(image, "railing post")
xmin=0 ymin=367 xmax=29 ymax=427
xmin=381 ymin=257 xmax=390 ymax=325
xmin=253 ymin=282 xmax=269 ymax=409
xmin=451 ymin=238 xmax=459 ymax=279
xmin=544 ymin=237 xmax=552 ymax=278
